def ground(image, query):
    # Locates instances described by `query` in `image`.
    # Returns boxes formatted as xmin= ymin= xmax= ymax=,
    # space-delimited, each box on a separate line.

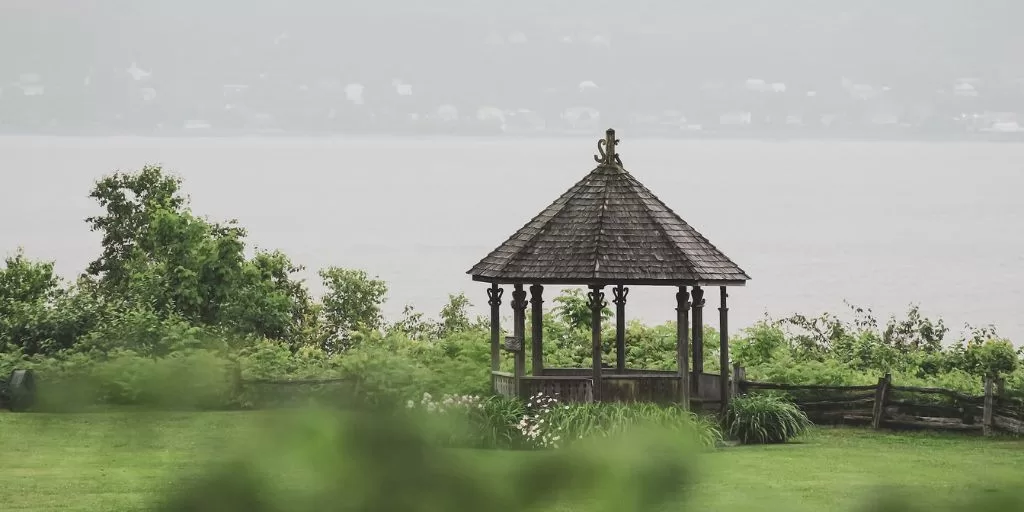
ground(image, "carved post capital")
xmin=511 ymin=288 xmax=529 ymax=312
xmin=675 ymin=287 xmax=691 ymax=312
xmin=611 ymin=285 xmax=629 ymax=305
xmin=529 ymin=284 xmax=544 ymax=305
xmin=691 ymin=286 xmax=706 ymax=308
xmin=587 ymin=286 xmax=607 ymax=312
xmin=486 ymin=286 xmax=504 ymax=306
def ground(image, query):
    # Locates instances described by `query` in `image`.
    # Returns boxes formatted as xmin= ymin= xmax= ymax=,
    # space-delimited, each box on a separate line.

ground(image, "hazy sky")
xmin=3 ymin=1 xmax=1022 ymax=86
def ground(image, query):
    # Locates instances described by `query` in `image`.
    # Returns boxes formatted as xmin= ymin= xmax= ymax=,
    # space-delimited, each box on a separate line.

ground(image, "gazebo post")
xmin=511 ymin=284 xmax=528 ymax=396
xmin=676 ymin=286 xmax=691 ymax=408
xmin=588 ymin=285 xmax=606 ymax=402
xmin=530 ymin=285 xmax=544 ymax=376
xmin=691 ymin=286 xmax=705 ymax=395
xmin=612 ymin=285 xmax=628 ymax=374
xmin=719 ymin=286 xmax=730 ymax=414
xmin=487 ymin=284 xmax=503 ymax=374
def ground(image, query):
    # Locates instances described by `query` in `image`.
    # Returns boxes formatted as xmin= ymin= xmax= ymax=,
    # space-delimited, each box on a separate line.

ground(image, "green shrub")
xmin=534 ymin=397 xmax=723 ymax=449
xmin=11 ymin=349 xmax=238 ymax=411
xmin=725 ymin=394 xmax=811 ymax=444
xmin=406 ymin=393 xmax=527 ymax=449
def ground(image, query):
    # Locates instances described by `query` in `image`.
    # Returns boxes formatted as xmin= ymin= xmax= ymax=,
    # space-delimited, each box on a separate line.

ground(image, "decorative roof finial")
xmin=593 ymin=128 xmax=622 ymax=166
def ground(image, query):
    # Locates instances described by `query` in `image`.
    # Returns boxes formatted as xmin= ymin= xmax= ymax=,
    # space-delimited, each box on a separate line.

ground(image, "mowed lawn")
xmin=1 ymin=411 xmax=1023 ymax=511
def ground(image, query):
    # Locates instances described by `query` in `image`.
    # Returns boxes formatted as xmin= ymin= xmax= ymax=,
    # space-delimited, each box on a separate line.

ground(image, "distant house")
xmin=973 ymin=112 xmax=1021 ymax=132
xmin=505 ymin=109 xmax=546 ymax=133
xmin=561 ymin=106 xmax=600 ymax=130
xmin=18 ymin=84 xmax=44 ymax=96
xmin=433 ymin=104 xmax=458 ymax=122
xmin=183 ymin=120 xmax=212 ymax=130
xmin=508 ymin=31 xmax=528 ymax=44
xmin=14 ymin=73 xmax=44 ymax=96
xmin=869 ymin=113 xmax=899 ymax=126
xmin=345 ymin=84 xmax=365 ymax=105
xmin=126 ymin=63 xmax=152 ymax=81
xmin=476 ymin=106 xmax=506 ymax=130
xmin=985 ymin=121 xmax=1022 ymax=133
xmin=953 ymin=81 xmax=978 ymax=98
xmin=719 ymin=111 xmax=751 ymax=126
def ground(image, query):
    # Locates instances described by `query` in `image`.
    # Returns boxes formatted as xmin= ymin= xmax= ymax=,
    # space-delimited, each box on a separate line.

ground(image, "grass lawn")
xmin=1 ymin=410 xmax=1023 ymax=511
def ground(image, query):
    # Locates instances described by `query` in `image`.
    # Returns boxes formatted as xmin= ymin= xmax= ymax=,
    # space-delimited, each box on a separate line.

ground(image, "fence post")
xmin=731 ymin=364 xmax=745 ymax=397
xmin=983 ymin=377 xmax=995 ymax=436
xmin=871 ymin=373 xmax=891 ymax=430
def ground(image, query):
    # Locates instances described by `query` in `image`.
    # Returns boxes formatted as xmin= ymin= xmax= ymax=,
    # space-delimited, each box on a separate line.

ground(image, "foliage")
xmin=506 ymin=393 xmax=723 ymax=449
xmin=551 ymin=288 xmax=611 ymax=330
xmin=725 ymin=394 xmax=812 ymax=444
xmin=438 ymin=292 xmax=475 ymax=337
xmin=406 ymin=393 xmax=525 ymax=449
xmin=0 ymin=250 xmax=101 ymax=355
xmin=405 ymin=391 xmax=721 ymax=452
xmin=14 ymin=349 xmax=238 ymax=411
xmin=85 ymin=165 xmax=188 ymax=288
xmin=318 ymin=266 xmax=388 ymax=352
xmin=2 ymin=164 xmax=1024 ymax=413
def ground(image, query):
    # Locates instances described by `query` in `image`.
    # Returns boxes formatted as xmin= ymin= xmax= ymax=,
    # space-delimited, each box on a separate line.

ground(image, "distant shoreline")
xmin=1 ymin=129 xmax=1022 ymax=144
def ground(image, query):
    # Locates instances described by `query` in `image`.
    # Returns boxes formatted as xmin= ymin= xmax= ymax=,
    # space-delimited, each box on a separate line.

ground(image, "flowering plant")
xmin=407 ymin=392 xmax=484 ymax=414
xmin=517 ymin=392 xmax=563 ymax=449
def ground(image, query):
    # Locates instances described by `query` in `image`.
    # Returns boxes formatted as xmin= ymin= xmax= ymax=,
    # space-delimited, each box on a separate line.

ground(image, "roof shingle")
xmin=468 ymin=129 xmax=750 ymax=286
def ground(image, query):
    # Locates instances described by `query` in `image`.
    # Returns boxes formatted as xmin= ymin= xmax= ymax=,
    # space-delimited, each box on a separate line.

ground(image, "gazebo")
xmin=468 ymin=129 xmax=750 ymax=411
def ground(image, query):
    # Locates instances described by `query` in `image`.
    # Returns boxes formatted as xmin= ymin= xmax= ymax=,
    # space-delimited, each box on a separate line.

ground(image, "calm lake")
xmin=2 ymin=136 xmax=1022 ymax=343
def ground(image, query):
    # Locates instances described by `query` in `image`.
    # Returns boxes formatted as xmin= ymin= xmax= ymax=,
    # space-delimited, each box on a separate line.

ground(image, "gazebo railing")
xmin=492 ymin=371 xmax=516 ymax=398
xmin=601 ymin=374 xmax=680 ymax=404
xmin=492 ymin=368 xmax=732 ymax=405
xmin=520 ymin=375 xmax=595 ymax=403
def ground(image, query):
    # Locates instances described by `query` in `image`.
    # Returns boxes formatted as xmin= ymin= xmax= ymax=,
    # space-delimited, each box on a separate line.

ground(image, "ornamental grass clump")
xmin=406 ymin=392 xmax=525 ymax=449
xmin=519 ymin=393 xmax=723 ymax=449
xmin=725 ymin=394 xmax=812 ymax=444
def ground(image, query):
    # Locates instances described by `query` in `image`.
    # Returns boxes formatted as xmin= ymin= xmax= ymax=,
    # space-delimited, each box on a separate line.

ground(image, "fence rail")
xmin=740 ymin=373 xmax=1024 ymax=436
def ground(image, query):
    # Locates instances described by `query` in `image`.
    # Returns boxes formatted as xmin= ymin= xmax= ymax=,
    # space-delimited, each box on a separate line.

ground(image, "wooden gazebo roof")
xmin=468 ymin=129 xmax=749 ymax=286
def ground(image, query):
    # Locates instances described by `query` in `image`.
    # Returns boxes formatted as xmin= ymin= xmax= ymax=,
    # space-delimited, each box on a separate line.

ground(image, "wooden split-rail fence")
xmin=492 ymin=365 xmax=1024 ymax=436
xmin=739 ymin=372 xmax=1024 ymax=436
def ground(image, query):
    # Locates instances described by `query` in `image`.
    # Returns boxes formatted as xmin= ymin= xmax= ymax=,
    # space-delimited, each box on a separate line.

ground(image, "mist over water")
xmin=2 ymin=135 xmax=1022 ymax=342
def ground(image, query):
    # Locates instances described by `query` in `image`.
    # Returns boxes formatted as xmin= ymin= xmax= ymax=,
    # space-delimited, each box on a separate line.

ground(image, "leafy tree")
xmin=438 ymin=292 xmax=473 ymax=337
xmin=85 ymin=165 xmax=188 ymax=288
xmin=0 ymin=250 xmax=108 ymax=355
xmin=121 ymin=207 xmax=247 ymax=325
xmin=882 ymin=304 xmax=947 ymax=353
xmin=552 ymin=288 xmax=612 ymax=331
xmin=388 ymin=305 xmax=437 ymax=341
xmin=82 ymin=165 xmax=314 ymax=349
xmin=319 ymin=267 xmax=388 ymax=352
xmin=0 ymin=249 xmax=63 ymax=354
xmin=221 ymin=250 xmax=318 ymax=346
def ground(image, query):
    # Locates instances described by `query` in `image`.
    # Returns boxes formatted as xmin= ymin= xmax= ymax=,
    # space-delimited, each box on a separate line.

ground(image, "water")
xmin=2 ymin=136 xmax=1022 ymax=342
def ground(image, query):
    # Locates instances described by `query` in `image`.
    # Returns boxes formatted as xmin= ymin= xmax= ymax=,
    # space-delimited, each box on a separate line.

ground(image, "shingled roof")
xmin=468 ymin=129 xmax=750 ymax=286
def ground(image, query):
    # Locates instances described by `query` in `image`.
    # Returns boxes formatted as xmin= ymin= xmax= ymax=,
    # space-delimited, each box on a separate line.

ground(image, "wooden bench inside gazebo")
xmin=468 ymin=129 xmax=750 ymax=412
